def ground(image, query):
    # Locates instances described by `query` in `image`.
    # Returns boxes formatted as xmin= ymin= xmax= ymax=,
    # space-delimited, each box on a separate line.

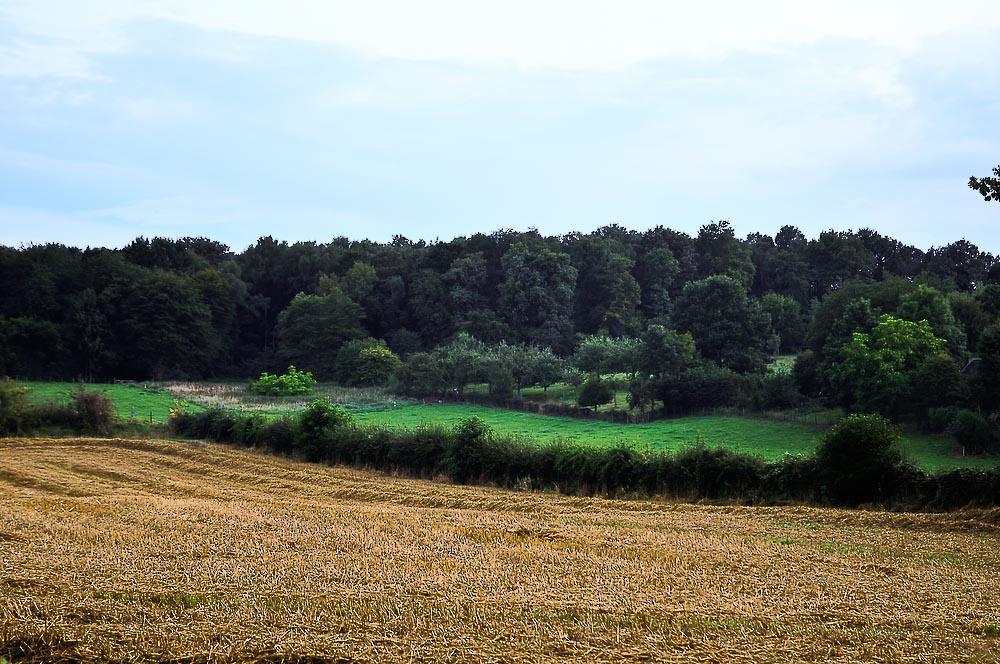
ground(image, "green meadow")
xmin=20 ymin=381 xmax=994 ymax=472
xmin=353 ymin=402 xmax=994 ymax=472
xmin=22 ymin=381 xmax=200 ymax=423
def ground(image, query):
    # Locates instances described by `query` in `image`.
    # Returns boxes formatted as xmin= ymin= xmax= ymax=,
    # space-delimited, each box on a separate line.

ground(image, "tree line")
xmin=1 ymin=222 xmax=998 ymax=430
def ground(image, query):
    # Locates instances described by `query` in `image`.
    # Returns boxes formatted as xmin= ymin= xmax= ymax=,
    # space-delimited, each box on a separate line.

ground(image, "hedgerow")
xmin=167 ymin=403 xmax=1000 ymax=511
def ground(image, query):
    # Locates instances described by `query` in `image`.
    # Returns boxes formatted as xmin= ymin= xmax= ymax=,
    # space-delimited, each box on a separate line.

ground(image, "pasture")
xmin=17 ymin=381 xmax=994 ymax=471
xmin=353 ymin=402 xmax=992 ymax=472
xmin=21 ymin=381 xmax=197 ymax=423
xmin=1 ymin=437 xmax=998 ymax=662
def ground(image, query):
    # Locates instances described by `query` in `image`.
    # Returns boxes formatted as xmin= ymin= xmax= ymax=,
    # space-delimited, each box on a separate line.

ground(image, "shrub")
xmin=951 ymin=410 xmax=995 ymax=455
xmin=0 ymin=378 xmax=29 ymax=434
xmin=759 ymin=373 xmax=804 ymax=410
xmin=27 ymin=400 xmax=77 ymax=429
xmin=335 ymin=338 xmax=401 ymax=387
xmin=250 ymin=366 xmax=316 ymax=396
xmin=814 ymin=414 xmax=905 ymax=507
xmin=577 ymin=374 xmax=614 ymax=409
xmin=444 ymin=417 xmax=493 ymax=483
xmin=297 ymin=399 xmax=352 ymax=461
xmin=71 ymin=389 xmax=116 ymax=436
xmin=262 ymin=417 xmax=297 ymax=455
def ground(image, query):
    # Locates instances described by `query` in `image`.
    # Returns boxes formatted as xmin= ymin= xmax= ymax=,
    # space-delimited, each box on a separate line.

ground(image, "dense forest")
xmin=2 ymin=222 xmax=999 ymax=434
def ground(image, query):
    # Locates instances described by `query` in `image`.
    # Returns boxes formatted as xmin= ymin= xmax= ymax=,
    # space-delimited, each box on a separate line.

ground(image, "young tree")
xmin=577 ymin=374 xmax=614 ymax=409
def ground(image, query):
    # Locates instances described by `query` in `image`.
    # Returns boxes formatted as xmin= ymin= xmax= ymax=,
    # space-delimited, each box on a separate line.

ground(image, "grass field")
xmin=1 ymin=437 xmax=998 ymax=662
xmin=21 ymin=381 xmax=199 ymax=423
xmin=19 ymin=381 xmax=995 ymax=471
xmin=354 ymin=402 xmax=993 ymax=471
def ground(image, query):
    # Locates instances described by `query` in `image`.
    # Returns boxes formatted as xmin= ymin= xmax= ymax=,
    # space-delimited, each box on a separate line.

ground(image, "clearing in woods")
xmin=1 ymin=438 xmax=998 ymax=662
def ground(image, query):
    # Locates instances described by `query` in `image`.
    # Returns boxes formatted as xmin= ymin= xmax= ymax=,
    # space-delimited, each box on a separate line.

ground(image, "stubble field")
xmin=1 ymin=437 xmax=998 ymax=663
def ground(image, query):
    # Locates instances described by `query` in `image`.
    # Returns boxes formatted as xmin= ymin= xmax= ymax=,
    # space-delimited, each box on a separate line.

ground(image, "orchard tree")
xmin=573 ymin=335 xmax=640 ymax=375
xmin=528 ymin=346 xmax=566 ymax=392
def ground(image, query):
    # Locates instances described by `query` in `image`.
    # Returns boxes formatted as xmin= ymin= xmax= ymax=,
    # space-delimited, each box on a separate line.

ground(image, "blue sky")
xmin=1 ymin=1 xmax=998 ymax=252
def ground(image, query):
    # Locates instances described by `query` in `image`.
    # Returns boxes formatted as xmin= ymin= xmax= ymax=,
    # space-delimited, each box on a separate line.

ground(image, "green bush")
xmin=577 ymin=374 xmax=614 ymax=409
xmin=814 ymin=414 xmax=905 ymax=507
xmin=335 ymin=338 xmax=401 ymax=387
xmin=0 ymin=378 xmax=29 ymax=434
xmin=250 ymin=365 xmax=316 ymax=396
xmin=951 ymin=410 xmax=996 ymax=455
xmin=297 ymin=399 xmax=353 ymax=461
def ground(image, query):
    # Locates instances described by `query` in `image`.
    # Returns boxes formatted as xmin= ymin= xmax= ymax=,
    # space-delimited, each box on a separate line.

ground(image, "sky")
xmin=0 ymin=0 xmax=998 ymax=252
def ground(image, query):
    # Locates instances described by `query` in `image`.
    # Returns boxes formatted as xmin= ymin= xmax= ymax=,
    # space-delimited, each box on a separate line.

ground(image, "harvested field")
xmin=1 ymin=438 xmax=998 ymax=663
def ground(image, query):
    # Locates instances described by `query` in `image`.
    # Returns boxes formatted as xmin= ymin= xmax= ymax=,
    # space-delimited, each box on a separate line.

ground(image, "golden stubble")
xmin=1 ymin=437 xmax=998 ymax=663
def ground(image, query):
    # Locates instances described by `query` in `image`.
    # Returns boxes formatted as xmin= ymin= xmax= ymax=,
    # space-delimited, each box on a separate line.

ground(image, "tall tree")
xmin=275 ymin=289 xmax=365 ymax=379
xmin=673 ymin=275 xmax=773 ymax=373
xmin=568 ymin=234 xmax=642 ymax=337
xmin=499 ymin=240 xmax=577 ymax=352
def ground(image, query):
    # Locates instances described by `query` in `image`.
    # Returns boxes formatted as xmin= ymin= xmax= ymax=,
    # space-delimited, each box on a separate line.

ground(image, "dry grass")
xmin=1 ymin=437 xmax=998 ymax=663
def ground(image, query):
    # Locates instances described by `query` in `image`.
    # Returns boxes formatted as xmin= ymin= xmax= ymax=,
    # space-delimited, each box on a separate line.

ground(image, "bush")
xmin=71 ymin=389 xmax=115 ymax=436
xmin=577 ymin=374 xmax=614 ymax=409
xmin=297 ymin=399 xmax=353 ymax=461
xmin=0 ymin=378 xmax=29 ymax=434
xmin=814 ymin=414 xmax=905 ymax=507
xmin=27 ymin=400 xmax=77 ymax=429
xmin=335 ymin=338 xmax=401 ymax=387
xmin=250 ymin=366 xmax=316 ymax=396
xmin=951 ymin=410 xmax=996 ymax=455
